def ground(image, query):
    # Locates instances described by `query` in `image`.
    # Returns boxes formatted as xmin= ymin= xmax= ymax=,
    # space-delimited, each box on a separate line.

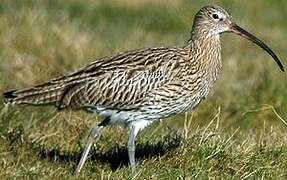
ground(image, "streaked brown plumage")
xmin=3 ymin=5 xmax=284 ymax=173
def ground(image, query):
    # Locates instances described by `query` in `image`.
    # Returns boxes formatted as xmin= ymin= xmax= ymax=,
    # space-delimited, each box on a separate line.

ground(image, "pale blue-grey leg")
xmin=75 ymin=126 xmax=102 ymax=173
xmin=128 ymin=126 xmax=139 ymax=173
xmin=75 ymin=118 xmax=109 ymax=174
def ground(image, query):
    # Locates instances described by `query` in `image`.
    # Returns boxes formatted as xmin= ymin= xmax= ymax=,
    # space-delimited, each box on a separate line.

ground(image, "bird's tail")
xmin=3 ymin=82 xmax=66 ymax=106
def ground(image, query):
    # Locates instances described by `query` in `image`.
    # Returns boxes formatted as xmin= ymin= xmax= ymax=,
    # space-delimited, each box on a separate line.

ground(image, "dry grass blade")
xmin=243 ymin=104 xmax=287 ymax=127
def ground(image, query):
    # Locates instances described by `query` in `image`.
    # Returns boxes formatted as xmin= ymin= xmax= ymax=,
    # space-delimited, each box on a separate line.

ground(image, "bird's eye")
xmin=212 ymin=13 xmax=219 ymax=19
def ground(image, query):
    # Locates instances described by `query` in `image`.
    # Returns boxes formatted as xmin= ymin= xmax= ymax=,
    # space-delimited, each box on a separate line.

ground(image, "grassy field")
xmin=0 ymin=0 xmax=287 ymax=179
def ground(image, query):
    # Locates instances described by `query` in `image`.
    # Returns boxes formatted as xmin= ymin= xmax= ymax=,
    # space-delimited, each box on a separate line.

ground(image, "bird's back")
xmin=4 ymin=47 xmax=193 ymax=112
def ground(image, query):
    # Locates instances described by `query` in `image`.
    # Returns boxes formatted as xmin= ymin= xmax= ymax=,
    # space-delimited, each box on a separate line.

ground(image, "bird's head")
xmin=194 ymin=5 xmax=232 ymax=35
xmin=192 ymin=5 xmax=284 ymax=72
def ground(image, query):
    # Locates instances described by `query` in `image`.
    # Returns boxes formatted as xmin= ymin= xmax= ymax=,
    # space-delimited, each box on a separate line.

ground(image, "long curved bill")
xmin=229 ymin=23 xmax=284 ymax=72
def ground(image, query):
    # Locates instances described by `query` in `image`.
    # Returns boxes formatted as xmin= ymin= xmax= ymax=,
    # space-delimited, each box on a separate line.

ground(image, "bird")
xmin=3 ymin=5 xmax=284 ymax=173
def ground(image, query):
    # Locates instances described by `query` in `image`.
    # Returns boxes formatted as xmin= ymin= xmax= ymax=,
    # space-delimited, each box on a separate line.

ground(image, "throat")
xmin=187 ymin=33 xmax=222 ymax=82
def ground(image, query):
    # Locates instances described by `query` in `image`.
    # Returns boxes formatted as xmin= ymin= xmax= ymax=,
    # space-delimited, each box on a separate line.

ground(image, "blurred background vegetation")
xmin=0 ymin=0 xmax=286 ymax=179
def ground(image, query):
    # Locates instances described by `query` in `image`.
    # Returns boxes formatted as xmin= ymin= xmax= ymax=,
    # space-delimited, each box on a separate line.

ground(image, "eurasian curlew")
xmin=3 ymin=5 xmax=284 ymax=173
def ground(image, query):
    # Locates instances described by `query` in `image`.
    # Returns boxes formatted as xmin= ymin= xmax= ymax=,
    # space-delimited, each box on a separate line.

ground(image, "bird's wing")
xmin=53 ymin=47 xmax=186 ymax=110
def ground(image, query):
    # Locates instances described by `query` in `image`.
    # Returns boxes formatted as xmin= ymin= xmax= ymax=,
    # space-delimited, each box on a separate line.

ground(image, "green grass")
xmin=0 ymin=0 xmax=287 ymax=179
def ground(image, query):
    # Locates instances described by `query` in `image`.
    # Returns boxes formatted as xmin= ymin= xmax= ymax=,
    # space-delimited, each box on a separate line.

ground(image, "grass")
xmin=0 ymin=0 xmax=287 ymax=179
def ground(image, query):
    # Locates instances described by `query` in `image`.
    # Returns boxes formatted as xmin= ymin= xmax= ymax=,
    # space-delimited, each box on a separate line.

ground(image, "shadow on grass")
xmin=36 ymin=133 xmax=182 ymax=171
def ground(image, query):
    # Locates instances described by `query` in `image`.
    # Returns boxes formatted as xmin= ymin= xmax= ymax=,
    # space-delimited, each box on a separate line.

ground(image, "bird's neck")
xmin=185 ymin=30 xmax=222 ymax=82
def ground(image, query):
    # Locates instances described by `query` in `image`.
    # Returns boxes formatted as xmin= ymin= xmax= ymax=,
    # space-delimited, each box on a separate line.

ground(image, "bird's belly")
xmin=89 ymin=91 xmax=207 ymax=128
xmin=140 ymin=95 xmax=204 ymax=119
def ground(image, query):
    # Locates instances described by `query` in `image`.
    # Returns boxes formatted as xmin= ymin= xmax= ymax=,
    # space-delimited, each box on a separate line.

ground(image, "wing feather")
xmin=56 ymin=48 xmax=184 ymax=110
xmin=13 ymin=47 xmax=185 ymax=110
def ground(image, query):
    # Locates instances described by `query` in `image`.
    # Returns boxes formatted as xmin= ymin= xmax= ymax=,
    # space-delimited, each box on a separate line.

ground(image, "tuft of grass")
xmin=0 ymin=0 xmax=286 ymax=179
